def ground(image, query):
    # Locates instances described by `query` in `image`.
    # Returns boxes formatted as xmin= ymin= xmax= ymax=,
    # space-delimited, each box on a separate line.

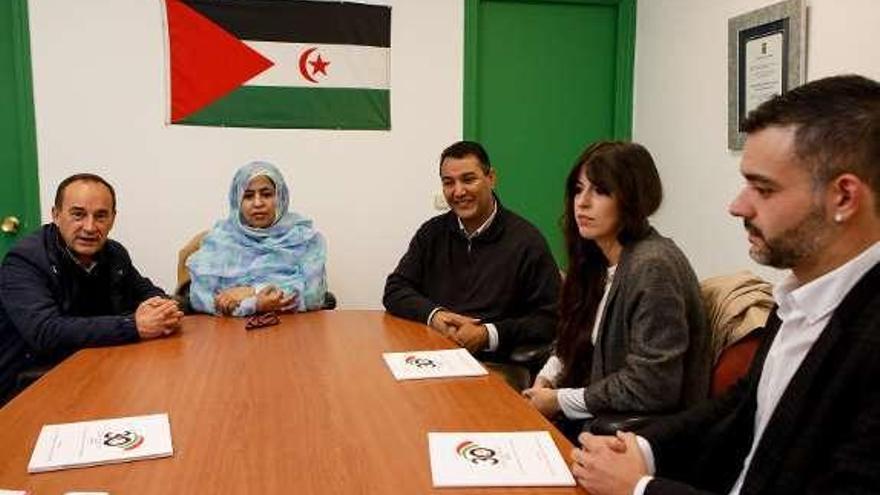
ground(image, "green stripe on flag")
xmin=178 ymin=86 xmax=390 ymax=130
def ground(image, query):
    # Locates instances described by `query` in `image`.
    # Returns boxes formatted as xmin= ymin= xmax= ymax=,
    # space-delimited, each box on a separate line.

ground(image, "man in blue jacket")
xmin=0 ymin=173 xmax=183 ymax=405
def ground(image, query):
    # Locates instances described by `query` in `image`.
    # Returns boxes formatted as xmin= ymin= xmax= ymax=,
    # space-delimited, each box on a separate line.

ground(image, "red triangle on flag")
xmin=166 ymin=0 xmax=274 ymax=122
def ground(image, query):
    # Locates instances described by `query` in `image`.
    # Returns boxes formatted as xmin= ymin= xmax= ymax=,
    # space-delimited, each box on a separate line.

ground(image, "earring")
xmin=834 ymin=213 xmax=844 ymax=223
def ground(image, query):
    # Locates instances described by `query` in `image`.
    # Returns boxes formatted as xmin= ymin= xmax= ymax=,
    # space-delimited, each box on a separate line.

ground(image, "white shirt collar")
xmin=774 ymin=241 xmax=880 ymax=325
xmin=458 ymin=199 xmax=498 ymax=239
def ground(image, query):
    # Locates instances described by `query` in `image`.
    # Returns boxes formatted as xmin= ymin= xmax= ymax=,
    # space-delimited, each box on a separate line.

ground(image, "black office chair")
xmin=7 ymin=362 xmax=56 ymax=405
xmin=485 ymin=342 xmax=553 ymax=392
xmin=15 ymin=363 xmax=53 ymax=390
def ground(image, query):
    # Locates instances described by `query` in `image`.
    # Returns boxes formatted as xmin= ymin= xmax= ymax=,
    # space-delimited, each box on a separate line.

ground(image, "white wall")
xmin=28 ymin=0 xmax=880 ymax=304
xmin=633 ymin=0 xmax=880 ymax=283
xmin=28 ymin=0 xmax=462 ymax=307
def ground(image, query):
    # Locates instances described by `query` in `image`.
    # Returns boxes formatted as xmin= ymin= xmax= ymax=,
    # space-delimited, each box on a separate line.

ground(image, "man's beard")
xmin=744 ymin=204 xmax=829 ymax=269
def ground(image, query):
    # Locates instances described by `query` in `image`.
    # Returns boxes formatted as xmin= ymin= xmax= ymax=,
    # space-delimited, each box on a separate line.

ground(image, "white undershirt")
xmin=537 ymin=265 xmax=617 ymax=419
xmin=633 ymin=241 xmax=880 ymax=495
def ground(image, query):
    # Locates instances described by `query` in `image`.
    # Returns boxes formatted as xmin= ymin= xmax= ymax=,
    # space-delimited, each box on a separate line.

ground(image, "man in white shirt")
xmin=570 ymin=74 xmax=880 ymax=495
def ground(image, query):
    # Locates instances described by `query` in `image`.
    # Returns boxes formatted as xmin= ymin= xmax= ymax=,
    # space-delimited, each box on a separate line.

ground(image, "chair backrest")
xmin=175 ymin=230 xmax=209 ymax=296
xmin=700 ymin=271 xmax=774 ymax=397
xmin=587 ymin=271 xmax=775 ymax=435
xmin=710 ymin=327 xmax=764 ymax=397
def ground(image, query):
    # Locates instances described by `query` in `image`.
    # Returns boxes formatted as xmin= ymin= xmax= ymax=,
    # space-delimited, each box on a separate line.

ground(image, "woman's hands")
xmin=214 ymin=286 xmax=255 ymax=315
xmin=215 ymin=286 xmax=297 ymax=315
xmin=522 ymin=378 xmax=562 ymax=418
xmin=256 ymin=286 xmax=297 ymax=312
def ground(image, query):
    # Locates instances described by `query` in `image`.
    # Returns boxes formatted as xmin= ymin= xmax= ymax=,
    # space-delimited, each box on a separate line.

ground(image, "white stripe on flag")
xmin=243 ymin=42 xmax=390 ymax=90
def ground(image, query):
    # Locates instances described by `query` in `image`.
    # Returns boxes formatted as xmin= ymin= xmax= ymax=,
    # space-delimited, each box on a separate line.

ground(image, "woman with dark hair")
xmin=523 ymin=141 xmax=709 ymax=435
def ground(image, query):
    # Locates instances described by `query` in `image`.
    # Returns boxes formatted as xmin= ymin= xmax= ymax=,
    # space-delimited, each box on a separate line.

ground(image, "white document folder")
xmin=28 ymin=413 xmax=173 ymax=473
xmin=383 ymin=348 xmax=488 ymax=380
xmin=428 ymin=431 xmax=576 ymax=487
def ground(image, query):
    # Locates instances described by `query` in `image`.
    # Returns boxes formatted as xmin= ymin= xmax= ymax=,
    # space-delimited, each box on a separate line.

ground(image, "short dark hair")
xmin=54 ymin=173 xmax=117 ymax=212
xmin=743 ymin=74 xmax=880 ymax=202
xmin=439 ymin=140 xmax=491 ymax=174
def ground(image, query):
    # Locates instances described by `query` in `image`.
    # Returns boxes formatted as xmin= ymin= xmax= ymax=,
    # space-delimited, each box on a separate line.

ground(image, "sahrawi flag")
xmin=164 ymin=0 xmax=391 ymax=129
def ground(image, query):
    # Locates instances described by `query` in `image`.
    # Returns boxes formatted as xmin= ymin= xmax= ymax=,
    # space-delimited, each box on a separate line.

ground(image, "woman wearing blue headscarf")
xmin=187 ymin=161 xmax=327 ymax=316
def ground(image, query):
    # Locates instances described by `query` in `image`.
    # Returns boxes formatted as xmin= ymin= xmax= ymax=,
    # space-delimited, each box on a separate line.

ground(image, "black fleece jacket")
xmin=383 ymin=203 xmax=560 ymax=357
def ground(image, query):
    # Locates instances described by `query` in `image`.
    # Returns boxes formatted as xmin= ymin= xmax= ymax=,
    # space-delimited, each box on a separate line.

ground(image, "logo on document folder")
xmin=456 ymin=440 xmax=500 ymax=466
xmin=405 ymin=355 xmax=438 ymax=368
xmin=102 ymin=429 xmax=145 ymax=451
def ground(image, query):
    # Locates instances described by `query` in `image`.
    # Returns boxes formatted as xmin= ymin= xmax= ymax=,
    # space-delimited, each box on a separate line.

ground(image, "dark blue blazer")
xmin=641 ymin=261 xmax=880 ymax=494
xmin=0 ymin=224 xmax=164 ymax=401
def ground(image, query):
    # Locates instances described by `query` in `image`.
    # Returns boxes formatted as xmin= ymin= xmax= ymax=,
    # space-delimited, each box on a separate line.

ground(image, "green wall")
xmin=464 ymin=0 xmax=636 ymax=262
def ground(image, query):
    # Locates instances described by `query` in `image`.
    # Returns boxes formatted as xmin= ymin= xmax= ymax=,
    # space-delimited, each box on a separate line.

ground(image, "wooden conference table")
xmin=0 ymin=311 xmax=583 ymax=494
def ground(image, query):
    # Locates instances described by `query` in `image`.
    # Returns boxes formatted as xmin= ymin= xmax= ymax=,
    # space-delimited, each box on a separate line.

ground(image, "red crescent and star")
xmin=298 ymin=47 xmax=331 ymax=83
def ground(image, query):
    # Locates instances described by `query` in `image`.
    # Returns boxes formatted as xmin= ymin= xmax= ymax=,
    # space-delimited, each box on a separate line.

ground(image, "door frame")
xmin=4 ymin=0 xmax=41 ymax=236
xmin=463 ymin=0 xmax=637 ymax=140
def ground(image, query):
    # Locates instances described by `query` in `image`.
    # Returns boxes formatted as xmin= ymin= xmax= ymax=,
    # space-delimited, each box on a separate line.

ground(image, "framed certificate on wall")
xmin=727 ymin=0 xmax=805 ymax=150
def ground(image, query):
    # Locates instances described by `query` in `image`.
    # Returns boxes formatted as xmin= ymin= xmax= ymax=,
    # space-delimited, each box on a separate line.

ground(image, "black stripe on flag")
xmin=182 ymin=0 xmax=391 ymax=47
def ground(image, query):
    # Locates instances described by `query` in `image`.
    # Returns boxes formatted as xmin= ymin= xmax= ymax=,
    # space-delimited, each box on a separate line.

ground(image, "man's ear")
xmin=828 ymin=173 xmax=865 ymax=222
xmin=487 ymin=168 xmax=497 ymax=188
xmin=51 ymin=206 xmax=59 ymax=224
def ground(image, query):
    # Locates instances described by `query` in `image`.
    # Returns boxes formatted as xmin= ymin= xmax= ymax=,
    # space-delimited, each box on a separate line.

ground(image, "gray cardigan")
xmin=583 ymin=228 xmax=710 ymax=414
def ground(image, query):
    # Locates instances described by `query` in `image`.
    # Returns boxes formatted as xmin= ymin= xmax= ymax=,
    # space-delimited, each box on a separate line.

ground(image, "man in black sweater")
xmin=0 ymin=174 xmax=183 ymax=404
xmin=383 ymin=141 xmax=560 ymax=361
